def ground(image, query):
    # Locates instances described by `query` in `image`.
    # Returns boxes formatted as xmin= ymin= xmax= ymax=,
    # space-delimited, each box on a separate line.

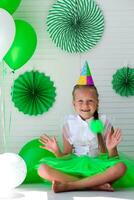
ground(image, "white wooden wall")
xmin=0 ymin=0 xmax=134 ymax=157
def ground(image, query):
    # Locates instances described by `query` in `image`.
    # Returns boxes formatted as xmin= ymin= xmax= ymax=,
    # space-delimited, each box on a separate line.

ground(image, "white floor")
xmin=1 ymin=184 xmax=134 ymax=200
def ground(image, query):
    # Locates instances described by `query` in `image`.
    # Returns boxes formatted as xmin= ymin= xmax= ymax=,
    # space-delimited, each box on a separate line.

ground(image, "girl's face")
xmin=73 ymin=88 xmax=98 ymax=120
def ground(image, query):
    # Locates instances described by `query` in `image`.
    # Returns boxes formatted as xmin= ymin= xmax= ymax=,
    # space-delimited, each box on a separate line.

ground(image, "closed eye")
xmin=88 ymin=100 xmax=93 ymax=103
xmin=77 ymin=100 xmax=95 ymax=104
xmin=78 ymin=100 xmax=83 ymax=103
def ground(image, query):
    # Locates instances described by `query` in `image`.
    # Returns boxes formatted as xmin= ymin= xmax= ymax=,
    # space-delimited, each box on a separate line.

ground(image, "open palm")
xmin=39 ymin=134 xmax=59 ymax=154
xmin=106 ymin=128 xmax=122 ymax=150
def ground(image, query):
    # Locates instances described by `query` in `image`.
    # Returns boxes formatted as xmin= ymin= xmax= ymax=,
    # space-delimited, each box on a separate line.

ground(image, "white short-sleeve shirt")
xmin=62 ymin=114 xmax=112 ymax=157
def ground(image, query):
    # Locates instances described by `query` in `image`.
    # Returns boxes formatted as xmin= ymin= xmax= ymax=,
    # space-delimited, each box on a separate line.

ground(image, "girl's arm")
xmin=55 ymin=135 xmax=73 ymax=157
xmin=106 ymin=127 xmax=122 ymax=158
xmin=39 ymin=125 xmax=73 ymax=157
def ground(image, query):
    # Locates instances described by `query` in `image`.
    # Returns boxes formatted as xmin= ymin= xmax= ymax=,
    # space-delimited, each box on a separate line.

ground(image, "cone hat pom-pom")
xmin=112 ymin=67 xmax=134 ymax=97
xmin=47 ymin=0 xmax=104 ymax=53
xmin=77 ymin=61 xmax=94 ymax=85
xmin=11 ymin=70 xmax=56 ymax=116
xmin=90 ymin=119 xmax=104 ymax=134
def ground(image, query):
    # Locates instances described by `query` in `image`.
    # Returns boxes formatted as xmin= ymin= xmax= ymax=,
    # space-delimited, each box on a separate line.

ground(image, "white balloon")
xmin=0 ymin=153 xmax=27 ymax=190
xmin=0 ymin=8 xmax=15 ymax=61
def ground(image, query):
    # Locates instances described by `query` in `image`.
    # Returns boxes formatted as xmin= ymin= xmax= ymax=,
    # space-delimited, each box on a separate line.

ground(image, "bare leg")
xmin=38 ymin=164 xmax=79 ymax=183
xmin=38 ymin=164 xmax=113 ymax=191
xmin=52 ymin=162 xmax=127 ymax=192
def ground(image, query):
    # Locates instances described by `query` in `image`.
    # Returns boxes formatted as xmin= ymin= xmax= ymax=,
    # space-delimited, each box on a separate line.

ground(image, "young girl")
xmin=38 ymin=84 xmax=127 ymax=192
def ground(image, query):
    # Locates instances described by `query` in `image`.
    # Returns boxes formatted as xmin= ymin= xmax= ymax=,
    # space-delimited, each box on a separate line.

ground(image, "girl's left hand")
xmin=106 ymin=128 xmax=122 ymax=150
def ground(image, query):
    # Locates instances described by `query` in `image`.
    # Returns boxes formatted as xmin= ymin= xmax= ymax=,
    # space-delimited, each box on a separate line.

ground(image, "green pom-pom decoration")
xmin=112 ymin=67 xmax=134 ymax=97
xmin=90 ymin=119 xmax=104 ymax=134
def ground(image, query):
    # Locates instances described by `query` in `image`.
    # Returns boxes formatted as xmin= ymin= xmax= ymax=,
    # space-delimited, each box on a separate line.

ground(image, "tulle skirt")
xmin=38 ymin=152 xmax=134 ymax=188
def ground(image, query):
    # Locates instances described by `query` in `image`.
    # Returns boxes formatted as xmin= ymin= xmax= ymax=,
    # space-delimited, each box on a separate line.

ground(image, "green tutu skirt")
xmin=37 ymin=152 xmax=134 ymax=188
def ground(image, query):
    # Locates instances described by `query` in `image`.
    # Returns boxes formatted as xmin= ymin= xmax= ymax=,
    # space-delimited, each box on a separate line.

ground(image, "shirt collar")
xmin=77 ymin=115 xmax=94 ymax=124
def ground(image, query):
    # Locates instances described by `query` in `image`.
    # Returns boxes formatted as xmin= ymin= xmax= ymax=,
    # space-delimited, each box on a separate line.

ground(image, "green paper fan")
xmin=112 ymin=67 xmax=134 ymax=97
xmin=47 ymin=0 xmax=104 ymax=53
xmin=11 ymin=71 xmax=56 ymax=115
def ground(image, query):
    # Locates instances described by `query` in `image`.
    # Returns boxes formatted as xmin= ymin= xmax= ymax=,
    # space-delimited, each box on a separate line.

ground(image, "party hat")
xmin=77 ymin=61 xmax=94 ymax=85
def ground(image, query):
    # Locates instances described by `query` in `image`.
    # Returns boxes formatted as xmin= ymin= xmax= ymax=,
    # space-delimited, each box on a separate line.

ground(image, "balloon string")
xmin=1 ymin=62 xmax=14 ymax=152
xmin=8 ymin=70 xmax=15 ymax=146
xmin=1 ymin=60 xmax=7 ymax=152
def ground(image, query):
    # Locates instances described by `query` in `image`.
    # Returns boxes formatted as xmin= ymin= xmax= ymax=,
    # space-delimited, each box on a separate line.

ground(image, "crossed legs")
xmin=38 ymin=162 xmax=127 ymax=192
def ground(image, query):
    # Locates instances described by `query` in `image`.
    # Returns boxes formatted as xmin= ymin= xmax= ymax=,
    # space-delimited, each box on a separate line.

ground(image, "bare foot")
xmin=91 ymin=183 xmax=114 ymax=192
xmin=52 ymin=181 xmax=114 ymax=193
xmin=52 ymin=180 xmax=67 ymax=193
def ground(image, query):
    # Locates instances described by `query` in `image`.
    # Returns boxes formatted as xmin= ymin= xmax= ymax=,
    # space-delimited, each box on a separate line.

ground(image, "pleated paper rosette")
xmin=112 ymin=67 xmax=134 ymax=97
xmin=47 ymin=0 xmax=104 ymax=53
xmin=11 ymin=71 xmax=56 ymax=115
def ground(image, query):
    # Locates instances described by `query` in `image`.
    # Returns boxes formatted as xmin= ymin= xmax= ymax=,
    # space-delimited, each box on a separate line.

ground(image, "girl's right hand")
xmin=39 ymin=134 xmax=59 ymax=154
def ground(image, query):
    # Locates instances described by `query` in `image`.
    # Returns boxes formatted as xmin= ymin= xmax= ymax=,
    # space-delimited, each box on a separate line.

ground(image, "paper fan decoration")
xmin=11 ymin=71 xmax=56 ymax=115
xmin=112 ymin=67 xmax=134 ymax=97
xmin=47 ymin=0 xmax=104 ymax=53
xmin=77 ymin=61 xmax=94 ymax=85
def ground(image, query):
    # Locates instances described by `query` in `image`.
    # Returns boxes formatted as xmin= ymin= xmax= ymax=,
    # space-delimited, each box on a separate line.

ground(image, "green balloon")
xmin=19 ymin=138 xmax=55 ymax=183
xmin=4 ymin=19 xmax=37 ymax=70
xmin=0 ymin=0 xmax=21 ymax=14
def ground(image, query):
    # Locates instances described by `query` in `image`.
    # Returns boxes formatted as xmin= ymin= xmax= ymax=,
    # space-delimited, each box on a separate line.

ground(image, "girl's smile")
xmin=73 ymin=87 xmax=98 ymax=120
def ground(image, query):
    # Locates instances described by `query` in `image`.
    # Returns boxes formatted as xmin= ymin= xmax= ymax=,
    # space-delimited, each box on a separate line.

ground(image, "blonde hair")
xmin=72 ymin=84 xmax=107 ymax=153
xmin=72 ymin=85 xmax=99 ymax=100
